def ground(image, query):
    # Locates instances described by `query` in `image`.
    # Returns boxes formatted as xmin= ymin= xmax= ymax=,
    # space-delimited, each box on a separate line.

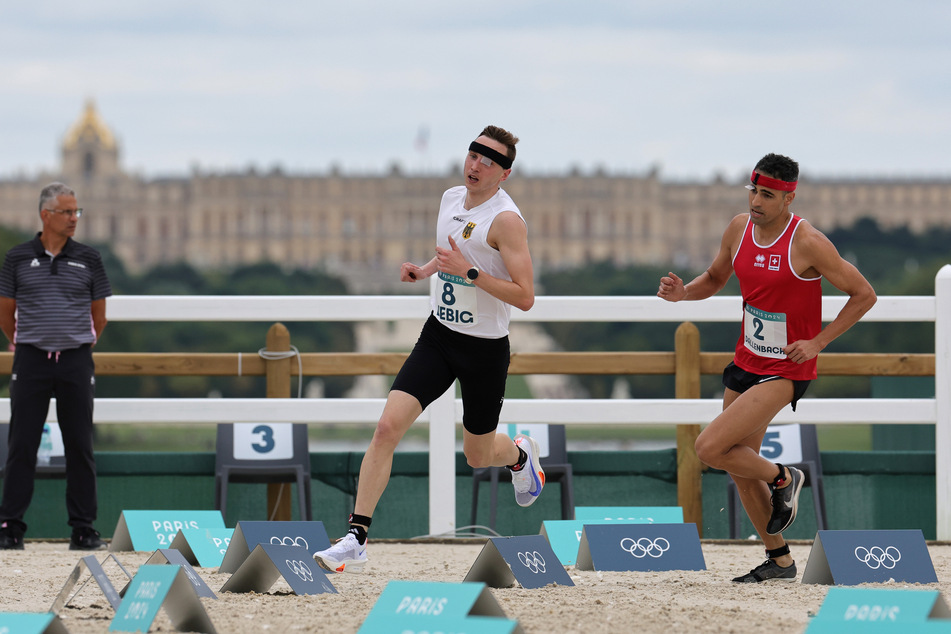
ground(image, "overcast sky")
xmin=2 ymin=1 xmax=949 ymax=181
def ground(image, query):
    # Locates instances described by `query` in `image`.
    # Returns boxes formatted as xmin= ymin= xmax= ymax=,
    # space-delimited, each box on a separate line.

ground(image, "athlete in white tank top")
xmin=312 ymin=127 xmax=541 ymax=576
xmin=430 ymin=185 xmax=525 ymax=338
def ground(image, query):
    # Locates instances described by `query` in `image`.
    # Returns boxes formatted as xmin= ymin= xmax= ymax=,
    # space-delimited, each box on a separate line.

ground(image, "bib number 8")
xmin=442 ymin=283 xmax=456 ymax=306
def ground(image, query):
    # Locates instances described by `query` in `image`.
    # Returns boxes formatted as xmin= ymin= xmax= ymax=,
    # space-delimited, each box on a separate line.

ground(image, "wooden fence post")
xmin=675 ymin=322 xmax=703 ymax=536
xmin=265 ymin=322 xmax=292 ymax=521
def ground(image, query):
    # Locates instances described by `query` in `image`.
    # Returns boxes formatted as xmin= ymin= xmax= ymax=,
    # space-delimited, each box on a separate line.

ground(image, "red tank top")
xmin=731 ymin=214 xmax=822 ymax=381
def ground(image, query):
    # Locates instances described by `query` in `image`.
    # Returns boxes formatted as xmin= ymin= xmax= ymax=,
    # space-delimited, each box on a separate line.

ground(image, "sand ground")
xmin=2 ymin=539 xmax=950 ymax=633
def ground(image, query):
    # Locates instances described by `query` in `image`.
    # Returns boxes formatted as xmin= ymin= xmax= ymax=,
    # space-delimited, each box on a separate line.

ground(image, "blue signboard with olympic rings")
xmin=219 ymin=543 xmax=336 ymax=596
xmin=802 ymin=530 xmax=938 ymax=586
xmin=218 ymin=520 xmax=330 ymax=574
xmin=575 ymin=523 xmax=705 ymax=572
xmin=464 ymin=535 xmax=574 ymax=590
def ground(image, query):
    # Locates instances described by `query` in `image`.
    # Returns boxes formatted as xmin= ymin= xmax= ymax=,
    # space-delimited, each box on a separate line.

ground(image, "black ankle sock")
xmin=348 ymin=524 xmax=368 ymax=545
xmin=348 ymin=513 xmax=371 ymax=545
xmin=508 ymin=446 xmax=528 ymax=471
xmin=772 ymin=463 xmax=787 ymax=488
xmin=766 ymin=544 xmax=790 ymax=560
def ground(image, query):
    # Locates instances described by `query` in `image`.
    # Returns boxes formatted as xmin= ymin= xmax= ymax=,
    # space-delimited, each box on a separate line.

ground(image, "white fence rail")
xmin=3 ymin=265 xmax=948 ymax=538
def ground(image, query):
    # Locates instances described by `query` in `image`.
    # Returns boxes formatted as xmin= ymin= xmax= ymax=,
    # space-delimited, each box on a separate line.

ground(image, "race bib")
xmin=743 ymin=304 xmax=787 ymax=359
xmin=434 ymin=271 xmax=478 ymax=326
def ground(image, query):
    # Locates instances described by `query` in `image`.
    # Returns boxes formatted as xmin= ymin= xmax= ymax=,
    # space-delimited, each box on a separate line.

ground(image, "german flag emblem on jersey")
xmin=463 ymin=222 xmax=476 ymax=239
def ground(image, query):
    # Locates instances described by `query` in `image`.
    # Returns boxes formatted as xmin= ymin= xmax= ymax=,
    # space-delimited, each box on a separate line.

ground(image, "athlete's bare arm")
xmin=401 ymin=257 xmax=437 ymax=282
xmin=785 ymin=221 xmax=877 ymax=362
xmin=485 ymin=211 xmax=534 ymax=311
xmin=435 ymin=210 xmax=534 ymax=311
xmin=658 ymin=214 xmax=746 ymax=302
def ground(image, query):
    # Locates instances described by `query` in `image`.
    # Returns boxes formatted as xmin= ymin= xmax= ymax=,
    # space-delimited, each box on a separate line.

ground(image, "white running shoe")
xmin=510 ymin=434 xmax=545 ymax=507
xmin=313 ymin=532 xmax=367 ymax=573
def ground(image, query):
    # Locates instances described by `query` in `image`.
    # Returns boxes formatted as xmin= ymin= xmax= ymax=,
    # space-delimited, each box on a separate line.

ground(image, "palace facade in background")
xmin=1 ymin=102 xmax=949 ymax=293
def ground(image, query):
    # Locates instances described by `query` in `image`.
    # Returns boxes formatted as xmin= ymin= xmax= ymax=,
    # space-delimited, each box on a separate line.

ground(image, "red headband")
xmin=750 ymin=170 xmax=797 ymax=192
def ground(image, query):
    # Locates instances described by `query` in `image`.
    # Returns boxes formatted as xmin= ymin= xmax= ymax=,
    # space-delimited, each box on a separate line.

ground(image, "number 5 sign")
xmin=233 ymin=423 xmax=294 ymax=460
xmin=758 ymin=424 xmax=803 ymax=464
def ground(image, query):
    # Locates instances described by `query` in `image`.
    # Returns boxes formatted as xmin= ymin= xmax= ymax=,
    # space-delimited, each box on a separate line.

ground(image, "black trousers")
xmin=0 ymin=344 xmax=97 ymax=534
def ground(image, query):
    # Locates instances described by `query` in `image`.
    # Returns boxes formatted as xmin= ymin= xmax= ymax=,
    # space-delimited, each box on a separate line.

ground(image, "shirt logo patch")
xmin=754 ymin=254 xmax=766 ymax=268
xmin=462 ymin=222 xmax=476 ymax=240
xmin=30 ymin=258 xmax=40 ymax=267
xmin=768 ymin=255 xmax=781 ymax=271
xmin=67 ymin=261 xmax=87 ymax=269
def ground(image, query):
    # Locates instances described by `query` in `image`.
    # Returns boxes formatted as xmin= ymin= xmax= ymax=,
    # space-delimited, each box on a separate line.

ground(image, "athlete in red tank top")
xmin=732 ymin=214 xmax=822 ymax=381
xmin=657 ymin=153 xmax=876 ymax=584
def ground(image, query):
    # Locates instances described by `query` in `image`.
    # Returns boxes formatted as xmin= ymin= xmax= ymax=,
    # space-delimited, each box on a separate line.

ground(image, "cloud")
xmin=0 ymin=1 xmax=949 ymax=178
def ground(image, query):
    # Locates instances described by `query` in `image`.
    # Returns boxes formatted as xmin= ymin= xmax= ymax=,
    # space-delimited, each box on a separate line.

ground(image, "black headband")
xmin=469 ymin=141 xmax=513 ymax=169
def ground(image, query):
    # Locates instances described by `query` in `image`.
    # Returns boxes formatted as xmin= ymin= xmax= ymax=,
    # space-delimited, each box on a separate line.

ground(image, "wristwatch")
xmin=466 ymin=266 xmax=480 ymax=281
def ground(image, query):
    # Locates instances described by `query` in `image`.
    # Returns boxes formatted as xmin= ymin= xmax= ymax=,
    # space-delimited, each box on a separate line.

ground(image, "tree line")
xmin=1 ymin=218 xmax=948 ymax=400
xmin=536 ymin=218 xmax=951 ymax=399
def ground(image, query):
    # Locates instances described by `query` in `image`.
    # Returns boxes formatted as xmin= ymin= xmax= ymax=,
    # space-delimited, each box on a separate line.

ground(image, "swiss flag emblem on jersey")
xmin=768 ymin=254 xmax=781 ymax=271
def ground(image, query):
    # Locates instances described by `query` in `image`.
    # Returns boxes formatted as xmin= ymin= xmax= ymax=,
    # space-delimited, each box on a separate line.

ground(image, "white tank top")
xmin=430 ymin=186 xmax=525 ymax=338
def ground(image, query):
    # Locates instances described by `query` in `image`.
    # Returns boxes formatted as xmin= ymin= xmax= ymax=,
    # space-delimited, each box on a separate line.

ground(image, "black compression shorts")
xmin=391 ymin=314 xmax=510 ymax=435
xmin=722 ymin=361 xmax=811 ymax=411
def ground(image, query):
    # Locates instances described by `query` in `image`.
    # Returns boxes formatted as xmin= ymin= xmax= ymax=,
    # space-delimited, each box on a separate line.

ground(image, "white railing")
xmin=2 ymin=265 xmax=948 ymax=538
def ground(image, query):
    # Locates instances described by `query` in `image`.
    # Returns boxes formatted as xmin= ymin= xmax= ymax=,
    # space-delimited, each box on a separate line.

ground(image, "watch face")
xmin=467 ymin=268 xmax=478 ymax=280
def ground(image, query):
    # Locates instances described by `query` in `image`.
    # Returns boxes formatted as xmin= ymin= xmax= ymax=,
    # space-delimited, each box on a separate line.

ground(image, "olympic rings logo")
xmin=620 ymin=537 xmax=670 ymax=559
xmin=271 ymin=535 xmax=309 ymax=549
xmin=854 ymin=546 xmax=901 ymax=569
xmin=285 ymin=559 xmax=314 ymax=581
xmin=517 ymin=551 xmax=547 ymax=574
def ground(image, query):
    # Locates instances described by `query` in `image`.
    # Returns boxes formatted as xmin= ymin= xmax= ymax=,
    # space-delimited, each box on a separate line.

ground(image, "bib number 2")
xmin=743 ymin=304 xmax=787 ymax=359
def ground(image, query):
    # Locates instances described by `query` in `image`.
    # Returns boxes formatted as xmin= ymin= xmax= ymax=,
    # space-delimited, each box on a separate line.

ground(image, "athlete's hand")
xmin=435 ymin=236 xmax=469 ymax=277
xmin=401 ymin=262 xmax=425 ymax=282
xmin=658 ymin=272 xmax=686 ymax=302
xmin=784 ymin=339 xmax=821 ymax=364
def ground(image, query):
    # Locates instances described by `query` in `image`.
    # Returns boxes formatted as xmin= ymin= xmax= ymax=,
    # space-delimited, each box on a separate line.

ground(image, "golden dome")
xmin=63 ymin=99 xmax=116 ymax=150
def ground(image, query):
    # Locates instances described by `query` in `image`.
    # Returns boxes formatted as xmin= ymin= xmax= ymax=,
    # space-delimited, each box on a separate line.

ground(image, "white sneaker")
xmin=313 ymin=533 xmax=367 ymax=573
xmin=510 ymin=434 xmax=545 ymax=507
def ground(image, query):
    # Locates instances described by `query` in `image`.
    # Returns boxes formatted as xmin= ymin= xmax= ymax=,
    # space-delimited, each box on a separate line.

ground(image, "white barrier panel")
xmin=0 ymin=397 xmax=934 ymax=427
xmin=12 ymin=287 xmax=944 ymax=538
xmin=0 ymin=395 xmax=935 ymax=539
xmin=105 ymin=294 xmax=933 ymax=323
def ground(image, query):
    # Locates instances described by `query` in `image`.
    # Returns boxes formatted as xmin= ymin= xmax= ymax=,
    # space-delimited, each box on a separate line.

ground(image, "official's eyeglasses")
xmin=45 ymin=208 xmax=83 ymax=218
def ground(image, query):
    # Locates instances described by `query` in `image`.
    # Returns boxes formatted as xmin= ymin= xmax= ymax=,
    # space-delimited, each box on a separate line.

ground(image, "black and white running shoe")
xmin=766 ymin=466 xmax=805 ymax=535
xmin=732 ymin=558 xmax=797 ymax=583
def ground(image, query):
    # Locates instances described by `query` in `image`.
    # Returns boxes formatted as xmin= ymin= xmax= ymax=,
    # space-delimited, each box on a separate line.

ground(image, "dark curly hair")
xmin=754 ymin=153 xmax=799 ymax=183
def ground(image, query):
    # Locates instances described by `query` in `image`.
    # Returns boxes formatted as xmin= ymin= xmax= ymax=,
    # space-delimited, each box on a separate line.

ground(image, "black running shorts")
xmin=722 ymin=361 xmax=811 ymax=411
xmin=391 ymin=314 xmax=510 ymax=435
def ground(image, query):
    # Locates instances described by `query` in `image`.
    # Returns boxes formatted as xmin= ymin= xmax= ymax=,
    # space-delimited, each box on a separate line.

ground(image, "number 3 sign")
xmin=233 ymin=423 xmax=294 ymax=460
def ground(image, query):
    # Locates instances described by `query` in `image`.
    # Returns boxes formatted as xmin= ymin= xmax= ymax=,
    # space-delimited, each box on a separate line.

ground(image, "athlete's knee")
xmin=694 ymin=435 xmax=720 ymax=468
xmin=371 ymin=416 xmax=408 ymax=448
xmin=464 ymin=447 xmax=494 ymax=469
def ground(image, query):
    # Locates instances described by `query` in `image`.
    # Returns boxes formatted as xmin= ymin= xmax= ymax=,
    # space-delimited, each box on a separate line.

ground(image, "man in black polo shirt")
xmin=0 ymin=182 xmax=112 ymax=550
